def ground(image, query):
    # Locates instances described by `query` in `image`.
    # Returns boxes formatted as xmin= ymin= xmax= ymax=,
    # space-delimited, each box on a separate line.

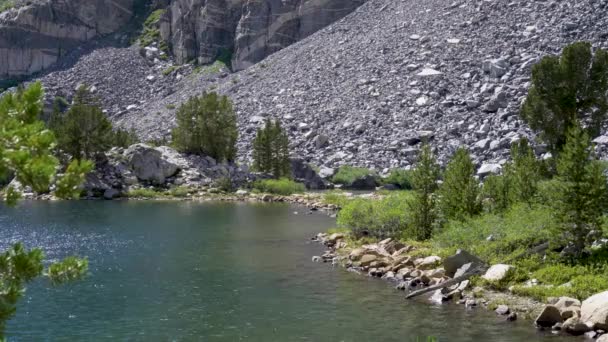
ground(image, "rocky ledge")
xmin=312 ymin=235 xmax=608 ymax=340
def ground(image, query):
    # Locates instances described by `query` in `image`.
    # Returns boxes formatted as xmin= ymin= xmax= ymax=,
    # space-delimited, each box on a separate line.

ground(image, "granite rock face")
xmin=0 ymin=0 xmax=136 ymax=79
xmin=159 ymin=0 xmax=366 ymax=69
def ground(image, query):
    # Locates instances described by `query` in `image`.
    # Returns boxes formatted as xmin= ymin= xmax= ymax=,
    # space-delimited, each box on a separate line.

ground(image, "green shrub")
xmin=433 ymin=204 xmax=556 ymax=263
xmin=167 ymin=186 xmax=191 ymax=198
xmin=252 ymin=120 xmax=291 ymax=178
xmin=382 ymin=169 xmax=413 ymax=190
xmin=0 ymin=0 xmax=15 ymax=12
xmin=162 ymin=65 xmax=178 ymax=76
xmin=337 ymin=192 xmax=413 ymax=239
xmin=171 ymin=92 xmax=238 ymax=162
xmin=252 ymin=178 xmax=305 ymax=195
xmin=213 ymin=177 xmax=235 ymax=193
xmin=126 ymin=188 xmax=163 ymax=198
xmin=531 ymin=264 xmax=588 ymax=285
xmin=332 ymin=166 xmax=376 ymax=185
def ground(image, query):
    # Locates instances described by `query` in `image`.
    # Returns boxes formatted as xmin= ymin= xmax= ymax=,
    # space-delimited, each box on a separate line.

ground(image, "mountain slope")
xmin=125 ymin=0 xmax=608 ymax=169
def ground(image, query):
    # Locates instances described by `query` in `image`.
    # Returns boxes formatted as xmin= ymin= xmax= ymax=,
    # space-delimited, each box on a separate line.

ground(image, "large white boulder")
xmin=482 ymin=264 xmax=513 ymax=282
xmin=124 ymin=144 xmax=180 ymax=185
xmin=582 ymin=291 xmax=608 ymax=330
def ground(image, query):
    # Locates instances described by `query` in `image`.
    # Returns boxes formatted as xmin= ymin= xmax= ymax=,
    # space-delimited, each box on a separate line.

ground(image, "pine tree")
xmin=552 ymin=124 xmax=607 ymax=256
xmin=506 ymin=138 xmax=541 ymax=204
xmin=407 ymin=144 xmax=440 ymax=240
xmin=252 ymin=119 xmax=291 ymax=178
xmin=172 ymin=92 xmax=238 ymax=162
xmin=520 ymin=42 xmax=608 ymax=152
xmin=439 ymin=148 xmax=481 ymax=221
xmin=50 ymin=85 xmax=113 ymax=159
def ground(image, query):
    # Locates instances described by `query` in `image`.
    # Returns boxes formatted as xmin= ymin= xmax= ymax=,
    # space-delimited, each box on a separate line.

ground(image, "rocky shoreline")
xmin=312 ymin=234 xmax=608 ymax=341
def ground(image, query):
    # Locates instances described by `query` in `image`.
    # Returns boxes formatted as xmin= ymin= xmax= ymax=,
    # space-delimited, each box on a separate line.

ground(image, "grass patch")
xmin=193 ymin=60 xmax=227 ymax=75
xmin=322 ymin=190 xmax=354 ymax=207
xmin=252 ymin=178 xmax=306 ymax=196
xmin=332 ymin=166 xmax=376 ymax=185
xmin=126 ymin=186 xmax=193 ymax=199
xmin=162 ymin=65 xmax=179 ymax=76
xmin=139 ymin=9 xmax=165 ymax=48
xmin=512 ymin=274 xmax=608 ymax=301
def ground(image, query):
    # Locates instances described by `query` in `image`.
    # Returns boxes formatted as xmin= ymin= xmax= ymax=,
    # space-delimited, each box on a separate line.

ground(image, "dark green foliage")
xmin=251 ymin=178 xmax=306 ymax=195
xmin=214 ymin=177 xmax=234 ymax=193
xmin=382 ymin=169 xmax=413 ymax=190
xmin=520 ymin=42 xmax=608 ymax=152
xmin=216 ymin=48 xmax=233 ymax=70
xmin=0 ymin=82 xmax=93 ymax=204
xmin=551 ymin=124 xmax=607 ymax=255
xmin=49 ymin=86 xmax=114 ymax=159
xmin=112 ymin=128 xmax=139 ymax=148
xmin=171 ymin=92 xmax=238 ymax=162
xmin=407 ymin=145 xmax=440 ymax=240
xmin=481 ymin=174 xmax=511 ymax=213
xmin=252 ymin=120 xmax=291 ymax=178
xmin=0 ymin=243 xmax=87 ymax=337
xmin=438 ymin=148 xmax=481 ymax=221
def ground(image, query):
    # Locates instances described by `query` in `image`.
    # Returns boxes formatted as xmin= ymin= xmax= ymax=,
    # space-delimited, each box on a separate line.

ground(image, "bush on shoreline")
xmin=251 ymin=178 xmax=305 ymax=196
xmin=332 ymin=166 xmax=377 ymax=185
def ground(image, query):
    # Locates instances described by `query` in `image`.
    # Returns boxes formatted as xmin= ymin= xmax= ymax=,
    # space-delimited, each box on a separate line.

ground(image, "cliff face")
xmin=0 ymin=0 xmax=136 ymax=79
xmin=159 ymin=0 xmax=365 ymax=70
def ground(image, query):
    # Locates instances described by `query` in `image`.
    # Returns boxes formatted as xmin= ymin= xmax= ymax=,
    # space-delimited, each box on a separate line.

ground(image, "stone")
xmin=313 ymin=134 xmax=330 ymax=149
xmin=124 ymin=144 xmax=180 ymax=185
xmin=312 ymin=256 xmax=322 ymax=262
xmin=417 ymin=68 xmax=443 ymax=77
xmin=477 ymin=164 xmax=502 ymax=177
xmin=349 ymin=248 xmax=369 ymax=261
xmin=103 ymin=188 xmax=120 ymax=200
xmin=359 ymin=254 xmax=378 ymax=267
xmin=482 ymin=58 xmax=509 ymax=78
xmin=506 ymin=312 xmax=518 ymax=321
xmin=562 ymin=317 xmax=591 ymax=335
xmin=483 ymin=91 xmax=508 ymax=112
xmin=290 ymin=158 xmax=332 ymax=190
xmin=327 ymin=233 xmax=344 ymax=244
xmin=236 ymin=189 xmax=249 ymax=196
xmin=482 ymin=264 xmax=513 ymax=282
xmin=554 ymin=297 xmax=581 ymax=320
xmin=535 ymin=305 xmax=563 ymax=328
xmin=597 ymin=334 xmax=608 ymax=342
xmin=430 ymin=289 xmax=448 ymax=304
xmin=581 ymin=291 xmax=608 ymax=330
xmin=416 ymin=256 xmax=442 ymax=270
xmin=443 ymin=250 xmax=485 ymax=277
xmin=495 ymin=305 xmax=510 ymax=315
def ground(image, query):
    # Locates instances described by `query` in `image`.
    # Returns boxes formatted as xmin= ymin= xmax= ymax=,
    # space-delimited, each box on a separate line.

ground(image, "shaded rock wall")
xmin=0 ymin=0 xmax=136 ymax=79
xmin=160 ymin=0 xmax=366 ymax=69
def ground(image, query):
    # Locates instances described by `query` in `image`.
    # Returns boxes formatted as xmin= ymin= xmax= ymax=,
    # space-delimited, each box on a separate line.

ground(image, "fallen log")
xmin=405 ymin=265 xmax=486 ymax=299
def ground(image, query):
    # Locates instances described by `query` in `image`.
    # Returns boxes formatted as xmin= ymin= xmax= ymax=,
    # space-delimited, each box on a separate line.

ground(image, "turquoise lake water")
xmin=0 ymin=201 xmax=571 ymax=341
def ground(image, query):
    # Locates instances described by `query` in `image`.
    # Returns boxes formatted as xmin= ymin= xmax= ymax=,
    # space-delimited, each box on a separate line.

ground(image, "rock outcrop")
xmin=0 ymin=0 xmax=136 ymax=80
xmin=159 ymin=0 xmax=366 ymax=69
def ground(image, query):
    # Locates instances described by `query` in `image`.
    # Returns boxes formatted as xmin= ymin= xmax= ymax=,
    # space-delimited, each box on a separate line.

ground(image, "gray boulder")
xmin=443 ymin=250 xmax=485 ymax=278
xmin=124 ymin=144 xmax=180 ymax=185
xmin=290 ymin=158 xmax=332 ymax=190
xmin=535 ymin=305 xmax=563 ymax=328
xmin=581 ymin=290 xmax=608 ymax=330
